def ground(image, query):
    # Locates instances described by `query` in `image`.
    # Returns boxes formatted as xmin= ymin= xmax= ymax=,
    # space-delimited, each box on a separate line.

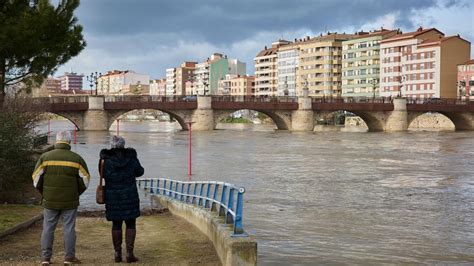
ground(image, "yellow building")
xmin=297 ymin=33 xmax=357 ymax=97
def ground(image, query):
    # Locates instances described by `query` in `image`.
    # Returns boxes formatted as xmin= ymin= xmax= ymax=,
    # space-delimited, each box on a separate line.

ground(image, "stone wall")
xmin=408 ymin=113 xmax=455 ymax=130
xmin=151 ymin=195 xmax=257 ymax=266
xmin=345 ymin=113 xmax=455 ymax=130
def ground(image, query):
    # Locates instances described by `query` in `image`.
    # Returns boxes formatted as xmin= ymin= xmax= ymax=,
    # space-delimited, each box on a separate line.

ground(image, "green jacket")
xmin=32 ymin=142 xmax=90 ymax=210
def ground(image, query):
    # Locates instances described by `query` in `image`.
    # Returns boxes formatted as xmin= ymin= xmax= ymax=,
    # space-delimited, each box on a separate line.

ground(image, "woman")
xmin=100 ymin=136 xmax=144 ymax=263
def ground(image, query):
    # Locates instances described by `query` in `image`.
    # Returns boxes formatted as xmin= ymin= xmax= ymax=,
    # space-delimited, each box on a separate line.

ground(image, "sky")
xmin=56 ymin=0 xmax=474 ymax=83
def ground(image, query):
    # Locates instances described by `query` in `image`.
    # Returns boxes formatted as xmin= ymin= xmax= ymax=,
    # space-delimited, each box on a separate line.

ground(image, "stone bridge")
xmin=26 ymin=95 xmax=474 ymax=132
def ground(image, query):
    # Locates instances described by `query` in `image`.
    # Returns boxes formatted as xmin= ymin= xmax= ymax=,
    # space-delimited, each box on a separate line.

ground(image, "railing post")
xmin=226 ymin=188 xmax=235 ymax=224
xmin=186 ymin=183 xmax=191 ymax=203
xmin=211 ymin=184 xmax=219 ymax=212
xmin=150 ymin=179 xmax=154 ymax=193
xmin=192 ymin=183 xmax=198 ymax=204
xmin=174 ymin=181 xmax=179 ymax=199
xmin=157 ymin=179 xmax=160 ymax=195
xmin=234 ymin=188 xmax=245 ymax=234
xmin=180 ymin=183 xmax=185 ymax=201
xmin=170 ymin=180 xmax=174 ymax=198
xmin=198 ymin=183 xmax=204 ymax=207
xmin=219 ymin=185 xmax=227 ymax=216
xmin=163 ymin=179 xmax=167 ymax=196
xmin=204 ymin=183 xmax=212 ymax=209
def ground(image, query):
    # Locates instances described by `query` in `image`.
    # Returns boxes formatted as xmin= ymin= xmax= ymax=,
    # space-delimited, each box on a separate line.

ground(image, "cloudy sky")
xmin=56 ymin=0 xmax=473 ymax=82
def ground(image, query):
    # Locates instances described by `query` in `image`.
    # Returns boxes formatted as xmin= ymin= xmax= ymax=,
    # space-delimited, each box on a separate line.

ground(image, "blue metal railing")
xmin=137 ymin=178 xmax=247 ymax=236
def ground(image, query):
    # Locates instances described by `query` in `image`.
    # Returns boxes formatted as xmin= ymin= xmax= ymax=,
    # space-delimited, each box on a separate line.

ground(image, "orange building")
xmin=218 ymin=75 xmax=255 ymax=96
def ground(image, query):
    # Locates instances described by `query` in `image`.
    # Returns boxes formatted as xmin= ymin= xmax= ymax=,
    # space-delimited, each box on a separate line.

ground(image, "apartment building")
xmin=218 ymin=74 xmax=255 ymax=96
xmin=255 ymin=40 xmax=290 ymax=97
xmin=195 ymin=53 xmax=246 ymax=95
xmin=58 ymin=72 xmax=84 ymax=91
xmin=297 ymin=33 xmax=357 ymax=97
xmin=150 ymin=78 xmax=167 ymax=96
xmin=195 ymin=61 xmax=209 ymax=95
xmin=32 ymin=77 xmax=61 ymax=97
xmin=342 ymin=29 xmax=399 ymax=97
xmin=165 ymin=68 xmax=176 ymax=96
xmin=97 ymin=70 xmax=149 ymax=95
xmin=380 ymin=27 xmax=471 ymax=99
xmin=277 ymin=43 xmax=299 ymax=96
xmin=457 ymin=60 xmax=474 ymax=98
xmin=167 ymin=62 xmax=197 ymax=95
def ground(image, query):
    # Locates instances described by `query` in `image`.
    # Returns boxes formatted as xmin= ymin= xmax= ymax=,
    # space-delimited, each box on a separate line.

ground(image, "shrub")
xmin=0 ymin=98 xmax=43 ymax=191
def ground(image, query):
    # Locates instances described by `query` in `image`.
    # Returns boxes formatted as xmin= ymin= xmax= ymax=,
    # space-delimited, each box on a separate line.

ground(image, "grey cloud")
xmin=76 ymin=0 xmax=437 ymax=43
xmin=58 ymin=0 xmax=473 ymax=80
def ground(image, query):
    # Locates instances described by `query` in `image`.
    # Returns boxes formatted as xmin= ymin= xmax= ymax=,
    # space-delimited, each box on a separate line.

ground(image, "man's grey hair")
xmin=111 ymin=135 xmax=125 ymax=149
xmin=56 ymin=131 xmax=72 ymax=144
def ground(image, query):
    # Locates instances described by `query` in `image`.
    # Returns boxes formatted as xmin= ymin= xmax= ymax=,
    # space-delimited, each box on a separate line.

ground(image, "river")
xmin=39 ymin=120 xmax=474 ymax=265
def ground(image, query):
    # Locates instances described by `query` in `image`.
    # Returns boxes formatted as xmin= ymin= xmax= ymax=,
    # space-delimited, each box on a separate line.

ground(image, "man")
xmin=32 ymin=131 xmax=90 ymax=265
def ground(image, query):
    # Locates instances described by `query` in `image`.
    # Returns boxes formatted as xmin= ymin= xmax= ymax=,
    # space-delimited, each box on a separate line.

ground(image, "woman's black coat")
xmin=100 ymin=148 xmax=144 ymax=221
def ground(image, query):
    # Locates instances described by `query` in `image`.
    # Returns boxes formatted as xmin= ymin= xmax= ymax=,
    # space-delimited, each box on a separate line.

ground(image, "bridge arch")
xmin=407 ymin=111 xmax=465 ymax=130
xmin=314 ymin=110 xmax=385 ymax=132
xmin=107 ymin=109 xmax=189 ymax=131
xmin=42 ymin=111 xmax=83 ymax=131
xmin=214 ymin=109 xmax=291 ymax=130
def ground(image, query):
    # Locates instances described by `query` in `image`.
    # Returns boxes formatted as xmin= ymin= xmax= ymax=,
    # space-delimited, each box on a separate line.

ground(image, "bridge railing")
xmin=311 ymin=97 xmax=393 ymax=104
xmin=104 ymin=95 xmax=195 ymax=103
xmin=406 ymin=98 xmax=471 ymax=105
xmin=31 ymin=96 xmax=89 ymax=104
xmin=137 ymin=178 xmax=247 ymax=236
xmin=212 ymin=95 xmax=297 ymax=103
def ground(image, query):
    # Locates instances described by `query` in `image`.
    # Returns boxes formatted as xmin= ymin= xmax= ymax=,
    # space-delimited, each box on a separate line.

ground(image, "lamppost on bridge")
xmin=369 ymin=78 xmax=379 ymax=99
xmin=203 ymin=81 xmax=209 ymax=96
xmin=186 ymin=74 xmax=196 ymax=96
xmin=283 ymin=76 xmax=289 ymax=97
xmin=86 ymin=72 xmax=101 ymax=96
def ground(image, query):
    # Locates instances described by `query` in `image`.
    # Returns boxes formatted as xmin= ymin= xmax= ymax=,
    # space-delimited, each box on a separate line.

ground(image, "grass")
xmin=0 ymin=212 xmax=220 ymax=265
xmin=222 ymin=117 xmax=252 ymax=124
xmin=0 ymin=204 xmax=42 ymax=232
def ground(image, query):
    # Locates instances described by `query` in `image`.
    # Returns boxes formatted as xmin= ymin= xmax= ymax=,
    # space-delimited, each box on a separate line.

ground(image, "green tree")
xmin=0 ymin=0 xmax=85 ymax=99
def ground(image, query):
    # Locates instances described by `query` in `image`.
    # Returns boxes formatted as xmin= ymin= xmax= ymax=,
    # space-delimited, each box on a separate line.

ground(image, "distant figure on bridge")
xmin=99 ymin=136 xmax=144 ymax=263
xmin=32 ymin=131 xmax=90 ymax=265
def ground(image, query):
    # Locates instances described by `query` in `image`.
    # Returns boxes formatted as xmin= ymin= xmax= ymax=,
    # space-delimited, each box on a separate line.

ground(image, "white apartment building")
xmin=150 ymin=78 xmax=167 ymax=96
xmin=165 ymin=68 xmax=176 ymax=96
xmin=194 ymin=62 xmax=209 ymax=95
xmin=97 ymin=70 xmax=149 ymax=95
xmin=277 ymin=46 xmax=299 ymax=96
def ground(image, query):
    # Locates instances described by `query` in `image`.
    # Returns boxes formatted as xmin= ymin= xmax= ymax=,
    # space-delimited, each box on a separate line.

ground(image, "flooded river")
xmin=39 ymin=120 xmax=474 ymax=265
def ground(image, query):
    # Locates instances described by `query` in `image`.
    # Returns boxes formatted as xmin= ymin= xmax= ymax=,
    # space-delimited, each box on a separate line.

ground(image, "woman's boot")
xmin=125 ymin=229 xmax=139 ymax=263
xmin=112 ymin=229 xmax=122 ymax=262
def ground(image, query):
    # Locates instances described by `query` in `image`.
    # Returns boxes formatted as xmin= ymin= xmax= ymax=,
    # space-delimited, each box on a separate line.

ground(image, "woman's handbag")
xmin=96 ymin=159 xmax=105 ymax=204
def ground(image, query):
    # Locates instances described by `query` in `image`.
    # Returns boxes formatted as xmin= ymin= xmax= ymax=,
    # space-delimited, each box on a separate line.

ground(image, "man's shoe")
xmin=41 ymin=258 xmax=51 ymax=265
xmin=64 ymin=257 xmax=81 ymax=265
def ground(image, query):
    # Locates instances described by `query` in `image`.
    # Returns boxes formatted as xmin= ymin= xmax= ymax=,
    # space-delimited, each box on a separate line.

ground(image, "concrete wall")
xmin=152 ymin=195 xmax=257 ymax=266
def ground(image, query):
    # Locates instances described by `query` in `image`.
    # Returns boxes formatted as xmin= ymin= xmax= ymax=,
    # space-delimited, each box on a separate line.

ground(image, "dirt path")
xmin=0 ymin=212 xmax=220 ymax=265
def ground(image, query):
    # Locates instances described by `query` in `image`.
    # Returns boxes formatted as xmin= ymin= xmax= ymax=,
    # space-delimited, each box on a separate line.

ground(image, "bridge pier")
xmin=384 ymin=98 xmax=408 ymax=132
xmin=291 ymin=97 xmax=314 ymax=131
xmin=192 ymin=96 xmax=215 ymax=131
xmin=83 ymin=96 xmax=110 ymax=131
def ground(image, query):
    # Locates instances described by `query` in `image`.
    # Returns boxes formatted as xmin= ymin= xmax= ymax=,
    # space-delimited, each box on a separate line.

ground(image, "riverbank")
xmin=0 ymin=205 xmax=41 ymax=233
xmin=0 ymin=211 xmax=220 ymax=265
